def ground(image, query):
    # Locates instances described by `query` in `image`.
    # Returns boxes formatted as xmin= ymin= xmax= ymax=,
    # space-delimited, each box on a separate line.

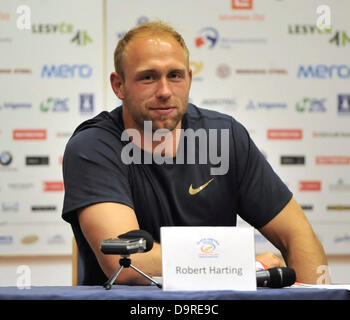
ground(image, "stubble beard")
xmin=123 ymin=95 xmax=188 ymax=133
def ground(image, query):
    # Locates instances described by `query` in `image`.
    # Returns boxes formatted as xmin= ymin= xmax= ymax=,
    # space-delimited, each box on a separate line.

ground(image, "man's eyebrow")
xmin=135 ymin=68 xmax=157 ymax=74
xmin=135 ymin=67 xmax=187 ymax=74
xmin=169 ymin=68 xmax=186 ymax=73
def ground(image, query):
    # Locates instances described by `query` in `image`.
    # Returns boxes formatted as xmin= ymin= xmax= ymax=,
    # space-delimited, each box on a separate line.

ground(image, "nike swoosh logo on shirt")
xmin=188 ymin=178 xmax=214 ymax=195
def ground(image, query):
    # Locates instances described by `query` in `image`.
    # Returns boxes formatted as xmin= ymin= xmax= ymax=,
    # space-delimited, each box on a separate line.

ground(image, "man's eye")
xmin=142 ymin=75 xmax=153 ymax=81
xmin=169 ymin=72 xmax=183 ymax=79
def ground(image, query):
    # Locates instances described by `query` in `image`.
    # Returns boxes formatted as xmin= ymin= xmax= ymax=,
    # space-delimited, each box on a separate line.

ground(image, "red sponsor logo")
xmin=43 ymin=181 xmax=64 ymax=192
xmin=267 ymin=129 xmax=303 ymax=140
xmin=232 ymin=0 xmax=253 ymax=10
xmin=13 ymin=129 xmax=47 ymax=140
xmin=316 ymin=156 xmax=350 ymax=165
xmin=299 ymin=181 xmax=322 ymax=191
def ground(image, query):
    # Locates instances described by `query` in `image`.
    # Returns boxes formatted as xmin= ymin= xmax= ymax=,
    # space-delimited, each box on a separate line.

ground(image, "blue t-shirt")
xmin=62 ymin=104 xmax=292 ymax=285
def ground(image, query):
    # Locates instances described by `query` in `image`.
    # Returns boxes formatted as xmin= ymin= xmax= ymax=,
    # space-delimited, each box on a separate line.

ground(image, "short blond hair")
xmin=114 ymin=21 xmax=189 ymax=80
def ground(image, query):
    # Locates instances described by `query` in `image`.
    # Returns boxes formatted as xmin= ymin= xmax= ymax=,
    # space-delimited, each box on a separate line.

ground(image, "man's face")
xmin=113 ymin=33 xmax=192 ymax=132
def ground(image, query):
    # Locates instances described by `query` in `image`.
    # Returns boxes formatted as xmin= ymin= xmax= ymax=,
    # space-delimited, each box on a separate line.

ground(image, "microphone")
xmin=256 ymin=267 xmax=296 ymax=288
xmin=100 ymin=229 xmax=154 ymax=255
xmin=101 ymin=230 xmax=160 ymax=289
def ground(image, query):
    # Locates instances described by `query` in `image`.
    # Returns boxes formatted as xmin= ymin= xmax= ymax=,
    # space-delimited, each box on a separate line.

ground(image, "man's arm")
xmin=78 ymin=202 xmax=162 ymax=285
xmin=79 ymin=202 xmax=287 ymax=285
xmin=259 ymin=197 xmax=330 ymax=284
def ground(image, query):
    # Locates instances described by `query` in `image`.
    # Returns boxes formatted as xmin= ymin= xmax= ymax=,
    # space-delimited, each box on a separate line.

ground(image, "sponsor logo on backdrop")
xmin=56 ymin=131 xmax=73 ymax=138
xmin=298 ymin=65 xmax=350 ymax=79
xmin=0 ymin=102 xmax=32 ymax=110
xmin=136 ymin=16 xmax=149 ymax=25
xmin=288 ymin=24 xmax=332 ymax=35
xmin=0 ymin=68 xmax=32 ymax=75
xmin=296 ymin=98 xmax=326 ymax=112
xmin=190 ymin=61 xmax=204 ymax=81
xmin=232 ymin=0 xmax=253 ymax=9
xmin=1 ymin=202 xmax=19 ymax=213
xmin=316 ymin=156 xmax=350 ymax=165
xmin=0 ymin=151 xmax=12 ymax=166
xmin=79 ymin=93 xmax=95 ymax=114
xmin=195 ymin=27 xmax=219 ymax=49
xmin=0 ymin=151 xmax=18 ymax=171
xmin=236 ymin=68 xmax=287 ymax=75
xmin=70 ymin=30 xmax=92 ymax=46
xmin=195 ymin=27 xmax=266 ymax=50
xmin=0 ymin=12 xmax=10 ymax=20
xmin=0 ymin=236 xmax=13 ymax=245
xmin=0 ymin=37 xmax=12 ymax=43
xmin=48 ymin=234 xmax=65 ymax=245
xmin=32 ymin=22 xmax=92 ymax=46
xmin=338 ymin=94 xmax=350 ymax=115
xmin=40 ymin=98 xmax=69 ymax=113
xmin=31 ymin=205 xmax=57 ymax=212
xmin=329 ymin=30 xmax=350 ymax=47
xmin=267 ymin=129 xmax=302 ymax=140
xmin=313 ymin=131 xmax=350 ymax=138
xmin=329 ymin=178 xmax=350 ymax=192
xmin=13 ymin=129 xmax=46 ymax=140
xmin=190 ymin=61 xmax=204 ymax=76
xmin=216 ymin=64 xmax=231 ymax=78
xmin=334 ymin=235 xmax=350 ymax=244
xmin=299 ymin=181 xmax=321 ymax=191
xmin=8 ymin=183 xmax=34 ymax=190
xmin=0 ymin=151 xmax=17 ymax=171
xmin=41 ymin=64 xmax=93 ymax=78
xmin=201 ymin=98 xmax=237 ymax=110
xmin=301 ymin=204 xmax=314 ymax=211
xmin=21 ymin=235 xmax=39 ymax=245
xmin=288 ymin=24 xmax=350 ymax=47
xmin=25 ymin=156 xmax=49 ymax=166
xmin=327 ymin=205 xmax=350 ymax=211
xmin=220 ymin=0 xmax=264 ymax=22
xmin=43 ymin=181 xmax=64 ymax=192
xmin=280 ymin=156 xmax=305 ymax=165
xmin=115 ymin=17 xmax=150 ymax=40
xmin=246 ymin=100 xmax=287 ymax=110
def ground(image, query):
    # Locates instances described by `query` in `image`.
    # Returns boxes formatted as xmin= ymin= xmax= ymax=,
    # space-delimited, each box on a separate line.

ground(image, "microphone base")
xmin=103 ymin=255 xmax=162 ymax=290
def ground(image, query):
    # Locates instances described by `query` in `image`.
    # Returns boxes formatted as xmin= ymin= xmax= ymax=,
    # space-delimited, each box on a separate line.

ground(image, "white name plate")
xmin=161 ymin=226 xmax=256 ymax=291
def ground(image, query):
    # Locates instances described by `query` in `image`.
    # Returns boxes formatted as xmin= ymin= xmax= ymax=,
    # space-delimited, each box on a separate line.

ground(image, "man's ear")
xmin=110 ymin=72 xmax=125 ymax=100
xmin=188 ymin=68 xmax=193 ymax=88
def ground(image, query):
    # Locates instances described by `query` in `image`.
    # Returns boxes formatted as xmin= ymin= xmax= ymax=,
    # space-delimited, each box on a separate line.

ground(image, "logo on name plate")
xmin=197 ymin=238 xmax=220 ymax=258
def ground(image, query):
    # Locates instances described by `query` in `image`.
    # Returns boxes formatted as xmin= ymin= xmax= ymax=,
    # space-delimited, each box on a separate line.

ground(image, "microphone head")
xmin=118 ymin=229 xmax=154 ymax=252
xmin=268 ymin=267 xmax=296 ymax=288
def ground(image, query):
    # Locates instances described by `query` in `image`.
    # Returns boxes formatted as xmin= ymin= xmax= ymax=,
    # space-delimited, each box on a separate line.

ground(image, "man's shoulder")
xmin=185 ymin=103 xmax=236 ymax=128
xmin=72 ymin=106 xmax=123 ymax=137
xmin=65 ymin=106 xmax=124 ymax=154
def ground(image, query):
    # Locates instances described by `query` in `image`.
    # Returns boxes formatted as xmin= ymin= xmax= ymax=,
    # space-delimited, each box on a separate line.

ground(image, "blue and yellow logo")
xmin=197 ymin=238 xmax=220 ymax=258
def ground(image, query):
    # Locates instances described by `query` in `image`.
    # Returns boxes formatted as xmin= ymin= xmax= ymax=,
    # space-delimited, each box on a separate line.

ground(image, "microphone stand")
xmin=103 ymin=255 xmax=162 ymax=290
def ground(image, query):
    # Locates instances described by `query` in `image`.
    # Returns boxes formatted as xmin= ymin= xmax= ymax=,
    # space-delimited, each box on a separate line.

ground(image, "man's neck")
xmin=122 ymin=109 xmax=182 ymax=158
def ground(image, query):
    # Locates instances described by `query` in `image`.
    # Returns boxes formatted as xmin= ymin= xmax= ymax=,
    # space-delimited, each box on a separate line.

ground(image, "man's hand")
xmin=259 ymin=197 xmax=329 ymax=284
xmin=256 ymin=252 xmax=284 ymax=269
xmin=78 ymin=202 xmax=162 ymax=285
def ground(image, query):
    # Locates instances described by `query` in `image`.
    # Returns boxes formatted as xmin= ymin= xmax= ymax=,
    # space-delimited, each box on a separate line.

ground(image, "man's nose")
xmin=155 ymin=78 xmax=172 ymax=100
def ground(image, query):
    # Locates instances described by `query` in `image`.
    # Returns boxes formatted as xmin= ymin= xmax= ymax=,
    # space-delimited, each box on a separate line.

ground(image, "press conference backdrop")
xmin=1 ymin=0 xmax=350 ymax=256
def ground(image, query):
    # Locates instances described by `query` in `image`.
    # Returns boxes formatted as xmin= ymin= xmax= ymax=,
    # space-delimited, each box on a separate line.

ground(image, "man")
xmin=62 ymin=21 xmax=328 ymax=285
